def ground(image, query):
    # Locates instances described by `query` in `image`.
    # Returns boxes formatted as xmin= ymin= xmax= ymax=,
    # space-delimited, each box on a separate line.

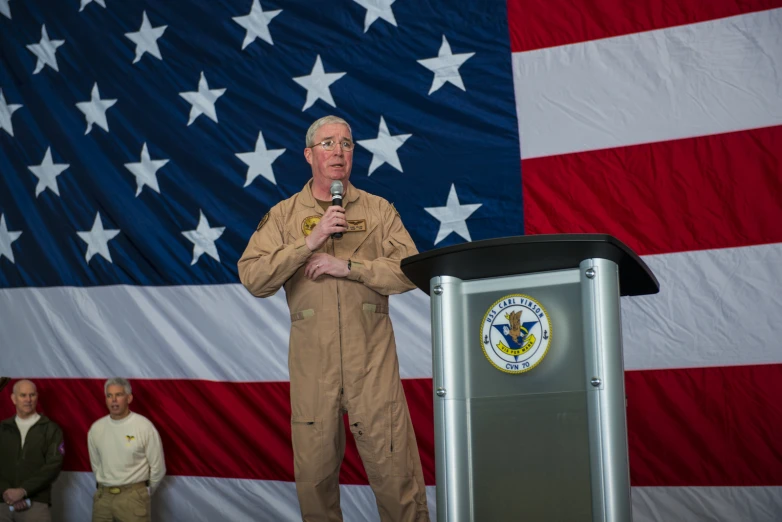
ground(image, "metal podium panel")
xmin=431 ymin=262 xmax=631 ymax=522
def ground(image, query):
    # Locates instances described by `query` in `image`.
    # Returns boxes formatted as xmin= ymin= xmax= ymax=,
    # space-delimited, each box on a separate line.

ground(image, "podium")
xmin=401 ymin=234 xmax=659 ymax=522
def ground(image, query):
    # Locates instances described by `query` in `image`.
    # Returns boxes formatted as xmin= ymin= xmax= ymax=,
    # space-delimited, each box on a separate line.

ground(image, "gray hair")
xmin=305 ymin=115 xmax=351 ymax=147
xmin=104 ymin=377 xmax=132 ymax=396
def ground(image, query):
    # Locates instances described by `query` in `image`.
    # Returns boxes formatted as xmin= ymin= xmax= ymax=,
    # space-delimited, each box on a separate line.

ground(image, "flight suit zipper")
xmin=332 ymin=236 xmax=344 ymax=394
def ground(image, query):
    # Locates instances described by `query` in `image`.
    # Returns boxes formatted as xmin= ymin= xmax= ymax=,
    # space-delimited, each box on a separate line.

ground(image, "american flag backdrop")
xmin=1 ymin=0 xmax=781 ymax=520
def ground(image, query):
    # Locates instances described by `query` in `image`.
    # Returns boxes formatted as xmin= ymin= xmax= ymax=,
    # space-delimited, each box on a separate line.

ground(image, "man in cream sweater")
xmin=88 ymin=378 xmax=165 ymax=522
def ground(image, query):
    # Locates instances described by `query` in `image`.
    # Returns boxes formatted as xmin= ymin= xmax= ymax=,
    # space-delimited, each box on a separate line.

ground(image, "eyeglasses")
xmin=311 ymin=139 xmax=355 ymax=151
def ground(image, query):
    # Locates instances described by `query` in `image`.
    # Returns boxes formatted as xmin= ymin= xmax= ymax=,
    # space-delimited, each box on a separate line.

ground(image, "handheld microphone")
xmin=330 ymin=180 xmax=344 ymax=239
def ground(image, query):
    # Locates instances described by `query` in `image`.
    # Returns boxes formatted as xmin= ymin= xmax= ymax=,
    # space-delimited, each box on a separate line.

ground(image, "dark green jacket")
xmin=0 ymin=415 xmax=64 ymax=505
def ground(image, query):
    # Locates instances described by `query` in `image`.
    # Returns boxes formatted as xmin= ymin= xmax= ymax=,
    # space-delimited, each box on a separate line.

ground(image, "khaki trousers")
xmin=0 ymin=502 xmax=51 ymax=522
xmin=291 ymin=372 xmax=430 ymax=522
xmin=92 ymin=483 xmax=150 ymax=522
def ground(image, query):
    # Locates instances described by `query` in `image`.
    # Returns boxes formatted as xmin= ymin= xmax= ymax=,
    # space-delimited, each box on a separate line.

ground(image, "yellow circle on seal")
xmin=479 ymin=293 xmax=552 ymax=374
xmin=301 ymin=215 xmax=320 ymax=236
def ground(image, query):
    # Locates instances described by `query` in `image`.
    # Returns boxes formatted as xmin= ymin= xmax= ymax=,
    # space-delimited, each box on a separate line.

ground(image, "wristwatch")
xmin=347 ymin=259 xmax=352 ymax=271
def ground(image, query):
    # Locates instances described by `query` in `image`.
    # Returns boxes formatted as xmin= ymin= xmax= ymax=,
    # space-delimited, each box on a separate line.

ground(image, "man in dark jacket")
xmin=0 ymin=380 xmax=64 ymax=521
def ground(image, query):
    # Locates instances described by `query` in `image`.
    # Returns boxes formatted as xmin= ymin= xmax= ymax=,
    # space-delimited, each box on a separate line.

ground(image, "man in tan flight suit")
xmin=238 ymin=115 xmax=429 ymax=522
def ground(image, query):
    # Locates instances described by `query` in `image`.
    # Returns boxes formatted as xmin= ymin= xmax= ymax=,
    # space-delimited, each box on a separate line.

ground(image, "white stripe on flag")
xmin=50 ymin=472 xmax=782 ymax=522
xmin=622 ymin=242 xmax=782 ymax=371
xmin=633 ymin=485 xmax=782 ymax=522
xmin=51 ymin=472 xmax=437 ymax=522
xmin=513 ymin=8 xmax=782 ymax=159
xmin=0 ymin=283 xmax=433 ymax=381
xmin=3 ymin=242 xmax=782 ymax=379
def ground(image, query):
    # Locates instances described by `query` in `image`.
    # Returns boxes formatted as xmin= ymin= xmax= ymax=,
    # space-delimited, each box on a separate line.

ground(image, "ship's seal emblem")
xmin=479 ymin=294 xmax=551 ymax=374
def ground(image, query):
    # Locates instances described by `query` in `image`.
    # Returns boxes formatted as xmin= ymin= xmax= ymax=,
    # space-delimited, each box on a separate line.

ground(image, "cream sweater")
xmin=88 ymin=412 xmax=166 ymax=492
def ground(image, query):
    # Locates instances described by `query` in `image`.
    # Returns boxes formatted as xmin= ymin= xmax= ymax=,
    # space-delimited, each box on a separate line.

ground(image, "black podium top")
xmin=401 ymin=234 xmax=659 ymax=297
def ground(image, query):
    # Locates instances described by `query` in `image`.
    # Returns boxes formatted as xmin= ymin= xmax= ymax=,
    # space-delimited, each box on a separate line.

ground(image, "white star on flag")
xmin=125 ymin=11 xmax=167 ymax=64
xmin=28 ymin=147 xmax=69 ymax=197
xmin=424 ymin=184 xmax=482 ymax=245
xmin=75 ymin=83 xmax=117 ymax=134
xmin=233 ymin=0 xmax=281 ymax=49
xmin=182 ymin=210 xmax=225 ymax=265
xmin=124 ymin=143 xmax=170 ymax=197
xmin=293 ymin=55 xmax=346 ymax=111
xmin=1 ymin=0 xmax=11 ymax=19
xmin=236 ymin=131 xmax=286 ymax=187
xmin=179 ymin=72 xmax=226 ymax=126
xmin=357 ymin=116 xmax=412 ymax=175
xmin=0 ymin=214 xmax=22 ymax=264
xmin=0 ymin=89 xmax=22 ymax=136
xmin=79 ymin=0 xmax=105 ymax=12
xmin=26 ymin=25 xmax=65 ymax=74
xmin=77 ymin=213 xmax=120 ymax=264
xmin=352 ymin=0 xmax=397 ymax=33
xmin=417 ymin=35 xmax=475 ymax=95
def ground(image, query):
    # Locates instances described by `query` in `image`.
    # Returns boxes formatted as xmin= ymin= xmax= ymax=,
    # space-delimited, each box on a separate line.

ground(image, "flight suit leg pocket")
xmin=349 ymin=414 xmax=381 ymax=480
xmin=291 ymin=416 xmax=323 ymax=482
xmin=386 ymin=400 xmax=413 ymax=477
xmin=384 ymin=401 xmax=394 ymax=459
xmin=289 ymin=309 xmax=318 ymax=379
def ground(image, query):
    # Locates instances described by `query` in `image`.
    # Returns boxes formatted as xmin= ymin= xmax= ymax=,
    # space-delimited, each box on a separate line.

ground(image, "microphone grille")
xmin=330 ymin=180 xmax=344 ymax=197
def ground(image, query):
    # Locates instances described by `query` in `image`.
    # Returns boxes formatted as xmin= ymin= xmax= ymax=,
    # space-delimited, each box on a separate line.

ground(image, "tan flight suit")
xmin=238 ymin=180 xmax=430 ymax=522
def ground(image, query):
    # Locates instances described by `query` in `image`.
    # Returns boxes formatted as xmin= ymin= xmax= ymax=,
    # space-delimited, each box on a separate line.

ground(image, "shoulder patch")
xmin=256 ymin=212 xmax=270 ymax=231
xmin=302 ymin=215 xmax=321 ymax=236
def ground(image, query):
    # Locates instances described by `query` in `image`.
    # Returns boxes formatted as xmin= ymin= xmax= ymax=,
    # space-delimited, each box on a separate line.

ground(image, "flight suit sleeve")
xmin=346 ymin=203 xmax=418 ymax=296
xmin=238 ymin=207 xmax=313 ymax=297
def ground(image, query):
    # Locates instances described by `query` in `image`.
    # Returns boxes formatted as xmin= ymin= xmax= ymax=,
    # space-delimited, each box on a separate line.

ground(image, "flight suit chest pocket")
xmin=291 ymin=309 xmax=315 ymax=322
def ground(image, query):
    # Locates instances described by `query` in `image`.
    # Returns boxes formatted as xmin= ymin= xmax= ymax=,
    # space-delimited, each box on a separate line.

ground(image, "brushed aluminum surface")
xmin=580 ymin=259 xmax=633 ymax=522
xmin=430 ymin=270 xmax=595 ymax=521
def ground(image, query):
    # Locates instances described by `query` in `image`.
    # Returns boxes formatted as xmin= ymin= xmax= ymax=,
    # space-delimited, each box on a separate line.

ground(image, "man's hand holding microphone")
xmin=304 ymin=180 xmax=350 ymax=280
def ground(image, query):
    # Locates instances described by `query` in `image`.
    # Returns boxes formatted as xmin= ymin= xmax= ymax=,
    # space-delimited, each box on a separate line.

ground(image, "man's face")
xmin=304 ymin=123 xmax=353 ymax=185
xmin=105 ymin=384 xmax=133 ymax=418
xmin=11 ymin=381 xmax=38 ymax=418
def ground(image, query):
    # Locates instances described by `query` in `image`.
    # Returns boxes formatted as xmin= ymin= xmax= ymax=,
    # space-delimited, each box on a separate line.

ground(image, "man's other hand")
xmin=3 ymin=488 xmax=25 ymax=504
xmin=304 ymin=253 xmax=349 ymax=280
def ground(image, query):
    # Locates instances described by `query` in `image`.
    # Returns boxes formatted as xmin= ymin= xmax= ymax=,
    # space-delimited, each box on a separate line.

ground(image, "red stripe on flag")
xmin=3 ymin=365 xmax=780 ymax=486
xmin=521 ymin=125 xmax=782 ymax=256
xmin=0 ymin=378 xmax=435 ymax=486
xmin=626 ymin=364 xmax=782 ymax=486
xmin=507 ymin=0 xmax=782 ymax=52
